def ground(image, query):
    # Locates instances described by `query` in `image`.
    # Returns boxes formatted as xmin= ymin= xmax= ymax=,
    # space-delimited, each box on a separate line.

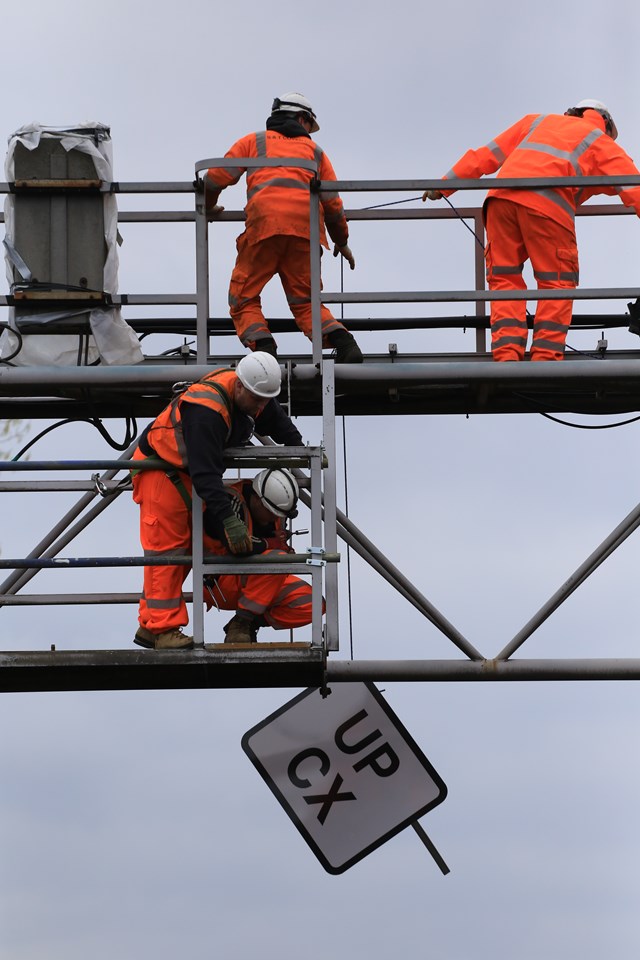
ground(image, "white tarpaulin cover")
xmin=0 ymin=121 xmax=143 ymax=365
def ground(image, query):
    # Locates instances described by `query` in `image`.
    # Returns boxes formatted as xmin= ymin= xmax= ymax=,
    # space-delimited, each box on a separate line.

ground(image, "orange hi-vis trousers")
xmin=204 ymin=566 xmax=315 ymax=629
xmin=228 ymin=232 xmax=346 ymax=348
xmin=485 ymin=198 xmax=579 ymax=361
xmin=132 ymin=462 xmax=314 ymax=634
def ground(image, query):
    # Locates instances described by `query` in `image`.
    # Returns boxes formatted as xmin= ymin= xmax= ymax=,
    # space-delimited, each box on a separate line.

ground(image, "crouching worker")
xmin=131 ymin=352 xmax=303 ymax=650
xmin=205 ymin=468 xmax=318 ymax=644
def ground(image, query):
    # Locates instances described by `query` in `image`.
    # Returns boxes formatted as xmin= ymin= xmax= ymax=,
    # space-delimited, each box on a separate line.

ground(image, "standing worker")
xmin=423 ymin=100 xmax=640 ymax=361
xmin=131 ymin=352 xmax=304 ymax=650
xmin=204 ymin=92 xmax=363 ymax=363
xmin=205 ymin=468 xmax=316 ymax=645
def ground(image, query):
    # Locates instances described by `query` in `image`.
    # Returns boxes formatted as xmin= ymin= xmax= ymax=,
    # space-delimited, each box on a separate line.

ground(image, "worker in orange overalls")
xmin=424 ymin=100 xmax=640 ymax=361
xmin=131 ymin=352 xmax=303 ymax=650
xmin=204 ymin=92 xmax=363 ymax=363
xmin=204 ymin=468 xmax=317 ymax=645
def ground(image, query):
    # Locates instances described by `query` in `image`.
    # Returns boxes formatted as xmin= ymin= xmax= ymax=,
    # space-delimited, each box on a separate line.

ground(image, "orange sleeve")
xmin=580 ymin=139 xmax=640 ymax=217
xmin=440 ymin=114 xmax=539 ymax=195
xmin=318 ymin=150 xmax=349 ymax=247
xmin=205 ymin=133 xmax=257 ymax=191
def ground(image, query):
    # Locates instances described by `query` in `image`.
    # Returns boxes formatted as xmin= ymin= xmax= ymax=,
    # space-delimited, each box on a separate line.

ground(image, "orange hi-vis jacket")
xmin=442 ymin=112 xmax=640 ymax=231
xmin=205 ymin=130 xmax=349 ymax=249
xmin=142 ymin=369 xmax=238 ymax=469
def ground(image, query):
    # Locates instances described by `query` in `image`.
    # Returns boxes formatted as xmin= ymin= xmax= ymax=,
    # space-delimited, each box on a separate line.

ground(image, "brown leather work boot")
xmin=134 ymin=626 xmax=194 ymax=650
xmin=223 ymin=613 xmax=259 ymax=644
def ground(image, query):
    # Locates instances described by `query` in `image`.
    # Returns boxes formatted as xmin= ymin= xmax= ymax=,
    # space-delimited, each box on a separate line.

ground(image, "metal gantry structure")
xmin=1 ymin=157 xmax=640 ymax=691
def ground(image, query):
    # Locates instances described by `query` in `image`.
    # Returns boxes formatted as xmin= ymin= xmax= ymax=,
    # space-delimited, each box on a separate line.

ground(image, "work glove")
xmin=206 ymin=204 xmax=225 ymax=221
xmin=222 ymin=515 xmax=252 ymax=555
xmin=333 ymin=243 xmax=356 ymax=270
xmin=422 ymin=189 xmax=442 ymax=202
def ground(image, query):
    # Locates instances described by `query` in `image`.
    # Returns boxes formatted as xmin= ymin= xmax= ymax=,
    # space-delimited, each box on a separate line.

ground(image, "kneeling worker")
xmin=131 ymin=352 xmax=304 ymax=650
xmin=205 ymin=467 xmax=316 ymax=644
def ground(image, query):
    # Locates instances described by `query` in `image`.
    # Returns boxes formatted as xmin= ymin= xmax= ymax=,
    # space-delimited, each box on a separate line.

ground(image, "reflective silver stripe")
xmin=520 ymin=115 xmax=547 ymax=141
xmin=186 ymin=385 xmax=229 ymax=402
xmin=143 ymin=547 xmax=190 ymax=557
xmin=518 ymin=128 xmax=603 ymax=173
xmin=531 ymin=187 xmax=575 ymax=218
xmin=145 ymin=597 xmax=184 ymax=609
xmin=533 ymin=320 xmax=571 ymax=332
xmin=487 ymin=139 xmax=506 ymax=163
xmin=238 ymin=597 xmax=268 ymax=615
xmin=491 ymin=264 xmax=524 ymax=275
xmin=534 ymin=270 xmax=579 ymax=283
xmin=255 ymin=131 xmax=267 ymax=157
xmin=286 ymin=294 xmax=311 ymax=305
xmin=240 ymin=322 xmax=270 ymax=340
xmin=286 ymin=594 xmax=313 ymax=609
xmin=247 ymin=177 xmax=310 ymax=200
xmin=493 ymin=334 xmax=528 ymax=347
xmin=314 ymin=144 xmax=324 ymax=167
xmin=228 ymin=292 xmax=239 ymax=308
xmin=444 ymin=167 xmax=457 ymax=180
xmin=322 ymin=191 xmax=340 ymax=202
xmin=491 ymin=317 xmax=528 ymax=331
xmin=273 ymin=581 xmax=306 ymax=605
xmin=522 ymin=140 xmax=577 ymax=169
xmin=531 ymin=337 xmax=566 ymax=352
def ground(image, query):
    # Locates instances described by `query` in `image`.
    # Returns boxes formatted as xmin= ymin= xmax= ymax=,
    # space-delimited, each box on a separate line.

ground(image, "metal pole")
xmin=496 ymin=500 xmax=640 ymax=661
xmin=326 ymin=658 xmax=640 ymax=682
xmin=309 ymin=179 xmax=322 ymax=365
xmin=258 ymin=436 xmax=482 ymax=660
xmin=322 ymin=360 xmax=339 ymax=651
xmin=0 ymin=440 xmax=139 ymax=601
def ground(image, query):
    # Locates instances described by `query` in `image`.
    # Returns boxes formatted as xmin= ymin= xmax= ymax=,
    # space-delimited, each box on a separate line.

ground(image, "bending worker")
xmin=204 ymin=92 xmax=363 ymax=363
xmin=131 ymin=352 xmax=304 ymax=650
xmin=424 ymin=100 xmax=640 ymax=361
xmin=205 ymin=467 xmax=316 ymax=645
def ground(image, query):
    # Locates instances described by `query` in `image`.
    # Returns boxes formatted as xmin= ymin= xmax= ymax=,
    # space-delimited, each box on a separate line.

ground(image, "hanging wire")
xmin=11 ymin=414 xmax=138 ymax=461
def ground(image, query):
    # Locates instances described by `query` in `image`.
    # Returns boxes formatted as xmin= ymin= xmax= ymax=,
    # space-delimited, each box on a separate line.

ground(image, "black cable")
xmin=11 ymin=414 xmax=138 ymax=461
xmin=0 ymin=323 xmax=23 ymax=363
xmin=510 ymin=391 xmax=640 ymax=429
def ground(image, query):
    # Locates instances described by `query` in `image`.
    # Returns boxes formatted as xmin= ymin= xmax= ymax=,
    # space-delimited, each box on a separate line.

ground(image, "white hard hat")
xmin=252 ymin=468 xmax=299 ymax=518
xmin=572 ymin=99 xmax=618 ymax=140
xmin=272 ymin=92 xmax=319 ymax=133
xmin=236 ymin=352 xmax=282 ymax=398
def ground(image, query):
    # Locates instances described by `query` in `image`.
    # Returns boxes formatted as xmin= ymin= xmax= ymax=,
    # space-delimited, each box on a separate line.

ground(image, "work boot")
xmin=327 ymin=329 xmax=363 ymax=363
xmin=254 ymin=337 xmax=278 ymax=359
xmin=223 ymin=612 xmax=259 ymax=644
xmin=134 ymin=626 xmax=194 ymax=650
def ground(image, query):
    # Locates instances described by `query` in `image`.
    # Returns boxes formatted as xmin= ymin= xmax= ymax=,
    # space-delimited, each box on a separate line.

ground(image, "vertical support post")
xmin=192 ymin=178 xmax=208 ymax=645
xmin=322 ymin=359 xmax=339 ymax=651
xmin=309 ymin=178 xmax=323 ymax=366
xmin=191 ymin=488 xmax=205 ymax=647
xmin=195 ymin=179 xmax=210 ymax=365
xmin=474 ymin=210 xmax=486 ymax=355
xmin=309 ymin=447 xmax=324 ymax=650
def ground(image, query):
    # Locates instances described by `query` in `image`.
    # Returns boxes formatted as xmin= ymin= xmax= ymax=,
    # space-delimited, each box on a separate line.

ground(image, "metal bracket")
xmin=91 ymin=473 xmax=109 ymax=498
xmin=306 ymin=546 xmax=326 ymax=567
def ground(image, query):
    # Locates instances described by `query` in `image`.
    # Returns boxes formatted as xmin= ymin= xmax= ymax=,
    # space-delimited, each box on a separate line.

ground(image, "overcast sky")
xmin=1 ymin=1 xmax=640 ymax=958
